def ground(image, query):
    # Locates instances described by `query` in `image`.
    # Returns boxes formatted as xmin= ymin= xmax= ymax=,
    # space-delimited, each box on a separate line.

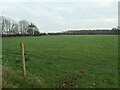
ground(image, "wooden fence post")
xmin=20 ymin=43 xmax=26 ymax=78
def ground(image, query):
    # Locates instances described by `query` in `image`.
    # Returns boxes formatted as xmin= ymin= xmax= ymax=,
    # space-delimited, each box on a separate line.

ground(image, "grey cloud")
xmin=0 ymin=2 xmax=118 ymax=32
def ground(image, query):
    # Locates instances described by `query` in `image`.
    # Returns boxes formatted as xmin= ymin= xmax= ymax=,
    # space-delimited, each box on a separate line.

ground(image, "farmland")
xmin=2 ymin=35 xmax=118 ymax=88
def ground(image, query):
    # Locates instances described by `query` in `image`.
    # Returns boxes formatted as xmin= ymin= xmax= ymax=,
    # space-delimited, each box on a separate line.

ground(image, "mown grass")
xmin=2 ymin=35 xmax=118 ymax=88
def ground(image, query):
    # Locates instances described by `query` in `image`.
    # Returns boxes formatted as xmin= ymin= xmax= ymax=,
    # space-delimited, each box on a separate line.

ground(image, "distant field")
xmin=2 ymin=35 xmax=118 ymax=88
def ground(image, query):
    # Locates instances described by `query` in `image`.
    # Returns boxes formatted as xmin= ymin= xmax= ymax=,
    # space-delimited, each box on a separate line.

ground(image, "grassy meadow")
xmin=2 ymin=35 xmax=118 ymax=88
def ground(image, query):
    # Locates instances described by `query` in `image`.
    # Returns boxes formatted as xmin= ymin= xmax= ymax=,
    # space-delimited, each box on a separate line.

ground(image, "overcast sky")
xmin=0 ymin=0 xmax=119 ymax=32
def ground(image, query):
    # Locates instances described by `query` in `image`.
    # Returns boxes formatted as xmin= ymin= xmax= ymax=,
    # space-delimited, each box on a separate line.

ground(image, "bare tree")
xmin=0 ymin=16 xmax=3 ymax=35
xmin=0 ymin=16 xmax=5 ymax=35
xmin=0 ymin=16 xmax=39 ymax=36
xmin=18 ymin=20 xmax=29 ymax=35
xmin=4 ymin=18 xmax=11 ymax=35
xmin=0 ymin=16 xmax=17 ymax=35
xmin=10 ymin=23 xmax=19 ymax=35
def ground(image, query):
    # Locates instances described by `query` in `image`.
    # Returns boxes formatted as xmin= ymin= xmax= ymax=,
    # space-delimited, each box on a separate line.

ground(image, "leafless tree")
xmin=0 ymin=16 xmax=39 ymax=36
xmin=0 ymin=16 xmax=18 ymax=35
xmin=0 ymin=16 xmax=5 ymax=35
xmin=10 ymin=23 xmax=19 ymax=35
xmin=18 ymin=20 xmax=29 ymax=35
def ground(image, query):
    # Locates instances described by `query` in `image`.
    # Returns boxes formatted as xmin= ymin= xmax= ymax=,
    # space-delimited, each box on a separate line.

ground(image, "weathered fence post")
xmin=20 ymin=43 xmax=26 ymax=78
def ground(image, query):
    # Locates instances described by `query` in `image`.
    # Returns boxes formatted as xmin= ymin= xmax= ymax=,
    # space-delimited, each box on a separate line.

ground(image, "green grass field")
xmin=2 ymin=35 xmax=118 ymax=88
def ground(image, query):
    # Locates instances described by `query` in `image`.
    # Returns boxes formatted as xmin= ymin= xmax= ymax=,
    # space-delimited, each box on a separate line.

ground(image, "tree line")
xmin=0 ymin=16 xmax=119 ymax=36
xmin=0 ymin=16 xmax=40 ymax=36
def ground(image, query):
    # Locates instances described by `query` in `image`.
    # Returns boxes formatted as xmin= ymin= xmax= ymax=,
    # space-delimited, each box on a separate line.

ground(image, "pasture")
xmin=2 ymin=35 xmax=118 ymax=88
